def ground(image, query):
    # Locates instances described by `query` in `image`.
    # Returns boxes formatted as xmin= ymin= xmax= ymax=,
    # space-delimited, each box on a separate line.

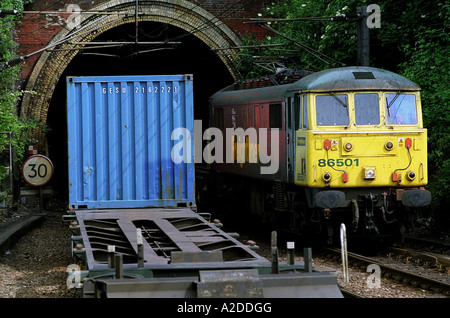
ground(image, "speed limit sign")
xmin=22 ymin=155 xmax=54 ymax=187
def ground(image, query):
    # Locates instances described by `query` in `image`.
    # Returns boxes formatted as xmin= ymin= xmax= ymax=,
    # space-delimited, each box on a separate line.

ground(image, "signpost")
xmin=22 ymin=154 xmax=54 ymax=212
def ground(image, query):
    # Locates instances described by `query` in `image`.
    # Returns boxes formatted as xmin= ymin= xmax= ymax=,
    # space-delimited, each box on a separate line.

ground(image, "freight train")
xmin=199 ymin=66 xmax=431 ymax=243
xmin=63 ymin=74 xmax=342 ymax=297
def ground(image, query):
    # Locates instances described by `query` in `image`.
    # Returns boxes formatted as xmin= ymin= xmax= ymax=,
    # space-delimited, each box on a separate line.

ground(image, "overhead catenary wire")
xmin=108 ymin=0 xmax=250 ymax=57
xmin=215 ymin=11 xmax=371 ymax=71
xmin=111 ymin=0 xmax=253 ymax=62
xmin=21 ymin=10 xmax=140 ymax=15
xmin=42 ymin=0 xmax=250 ymax=61
xmin=214 ymin=14 xmax=351 ymax=71
xmin=247 ymin=14 xmax=361 ymax=23
xmin=3 ymin=0 xmax=262 ymax=70
xmin=68 ymin=41 xmax=181 ymax=45
xmin=6 ymin=1 xmax=149 ymax=59
xmin=168 ymin=0 xmax=253 ymax=43
xmin=212 ymin=43 xmax=294 ymax=51
xmin=11 ymin=0 xmax=70 ymax=36
xmin=258 ymin=22 xmax=346 ymax=67
xmin=1 ymin=14 xmax=108 ymax=71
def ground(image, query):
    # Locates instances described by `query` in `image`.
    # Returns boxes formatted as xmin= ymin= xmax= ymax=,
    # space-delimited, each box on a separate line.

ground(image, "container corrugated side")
xmin=67 ymin=75 xmax=195 ymax=209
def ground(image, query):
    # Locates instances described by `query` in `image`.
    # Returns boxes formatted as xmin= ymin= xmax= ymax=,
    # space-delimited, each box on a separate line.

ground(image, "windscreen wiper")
xmin=386 ymin=93 xmax=401 ymax=117
xmin=330 ymin=93 xmax=347 ymax=108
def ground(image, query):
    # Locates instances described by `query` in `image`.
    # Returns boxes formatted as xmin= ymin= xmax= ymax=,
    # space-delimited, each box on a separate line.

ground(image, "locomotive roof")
xmin=291 ymin=66 xmax=420 ymax=92
xmin=210 ymin=66 xmax=420 ymax=105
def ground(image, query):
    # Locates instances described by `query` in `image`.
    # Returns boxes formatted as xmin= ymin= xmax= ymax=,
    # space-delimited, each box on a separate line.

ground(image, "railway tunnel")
xmin=16 ymin=0 xmax=261 ymax=197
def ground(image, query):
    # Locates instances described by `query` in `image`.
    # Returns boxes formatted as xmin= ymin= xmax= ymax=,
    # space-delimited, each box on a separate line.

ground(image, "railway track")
xmin=324 ymin=247 xmax=450 ymax=297
xmin=384 ymin=245 xmax=450 ymax=273
xmin=402 ymin=236 xmax=450 ymax=256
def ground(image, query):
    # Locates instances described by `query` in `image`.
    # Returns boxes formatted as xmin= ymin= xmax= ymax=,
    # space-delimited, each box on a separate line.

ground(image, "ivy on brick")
xmin=0 ymin=0 xmax=46 ymax=193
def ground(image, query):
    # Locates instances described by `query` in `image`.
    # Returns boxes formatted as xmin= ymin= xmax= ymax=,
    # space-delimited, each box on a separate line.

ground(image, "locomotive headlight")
xmin=344 ymin=142 xmax=353 ymax=152
xmin=364 ymin=167 xmax=376 ymax=180
xmin=406 ymin=170 xmax=416 ymax=181
xmin=322 ymin=172 xmax=332 ymax=183
xmin=385 ymin=141 xmax=394 ymax=151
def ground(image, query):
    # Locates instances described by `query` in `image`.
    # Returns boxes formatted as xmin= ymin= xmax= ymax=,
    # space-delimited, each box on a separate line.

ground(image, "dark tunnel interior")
xmin=46 ymin=21 xmax=234 ymax=198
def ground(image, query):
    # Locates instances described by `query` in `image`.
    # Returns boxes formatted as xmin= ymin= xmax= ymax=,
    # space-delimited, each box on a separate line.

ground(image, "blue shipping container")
xmin=67 ymin=75 xmax=195 ymax=209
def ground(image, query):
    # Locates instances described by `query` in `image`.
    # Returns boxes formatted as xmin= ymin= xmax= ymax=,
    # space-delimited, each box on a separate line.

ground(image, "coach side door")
xmin=296 ymin=94 xmax=308 ymax=185
xmin=286 ymin=96 xmax=296 ymax=183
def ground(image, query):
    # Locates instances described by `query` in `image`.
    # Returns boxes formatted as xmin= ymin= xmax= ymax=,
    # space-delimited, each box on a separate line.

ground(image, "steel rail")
xmin=403 ymin=236 xmax=450 ymax=252
xmin=339 ymin=286 xmax=366 ymax=298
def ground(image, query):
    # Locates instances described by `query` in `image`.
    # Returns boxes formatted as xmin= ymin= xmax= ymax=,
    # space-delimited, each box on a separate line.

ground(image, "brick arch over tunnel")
xmin=21 ymin=0 xmax=241 ymax=146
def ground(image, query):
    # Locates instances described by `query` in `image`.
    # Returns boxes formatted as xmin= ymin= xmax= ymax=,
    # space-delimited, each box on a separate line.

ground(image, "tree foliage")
xmin=0 ymin=0 xmax=43 ymax=193
xmin=236 ymin=0 xmax=362 ymax=77
xmin=236 ymin=0 xmax=450 ymax=230
xmin=399 ymin=3 xmax=450 ymax=225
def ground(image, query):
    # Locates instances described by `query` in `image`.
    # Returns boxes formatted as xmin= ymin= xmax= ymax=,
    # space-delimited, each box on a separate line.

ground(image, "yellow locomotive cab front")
xmin=296 ymin=91 xmax=428 ymax=190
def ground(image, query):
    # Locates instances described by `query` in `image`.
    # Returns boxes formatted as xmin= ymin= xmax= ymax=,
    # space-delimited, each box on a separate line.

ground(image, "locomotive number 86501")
xmin=201 ymin=66 xmax=431 ymax=243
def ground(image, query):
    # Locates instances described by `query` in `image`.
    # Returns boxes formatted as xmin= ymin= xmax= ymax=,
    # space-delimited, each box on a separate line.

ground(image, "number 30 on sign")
xmin=22 ymin=155 xmax=54 ymax=187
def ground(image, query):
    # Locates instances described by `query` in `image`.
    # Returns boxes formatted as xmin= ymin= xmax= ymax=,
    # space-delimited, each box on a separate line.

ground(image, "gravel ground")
xmin=244 ymin=234 xmax=449 ymax=298
xmin=0 ymin=209 xmax=74 ymax=298
xmin=312 ymin=256 xmax=446 ymax=298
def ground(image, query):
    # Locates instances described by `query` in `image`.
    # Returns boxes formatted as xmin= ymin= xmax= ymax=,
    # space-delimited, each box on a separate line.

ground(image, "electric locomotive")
xmin=202 ymin=66 xmax=431 ymax=243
